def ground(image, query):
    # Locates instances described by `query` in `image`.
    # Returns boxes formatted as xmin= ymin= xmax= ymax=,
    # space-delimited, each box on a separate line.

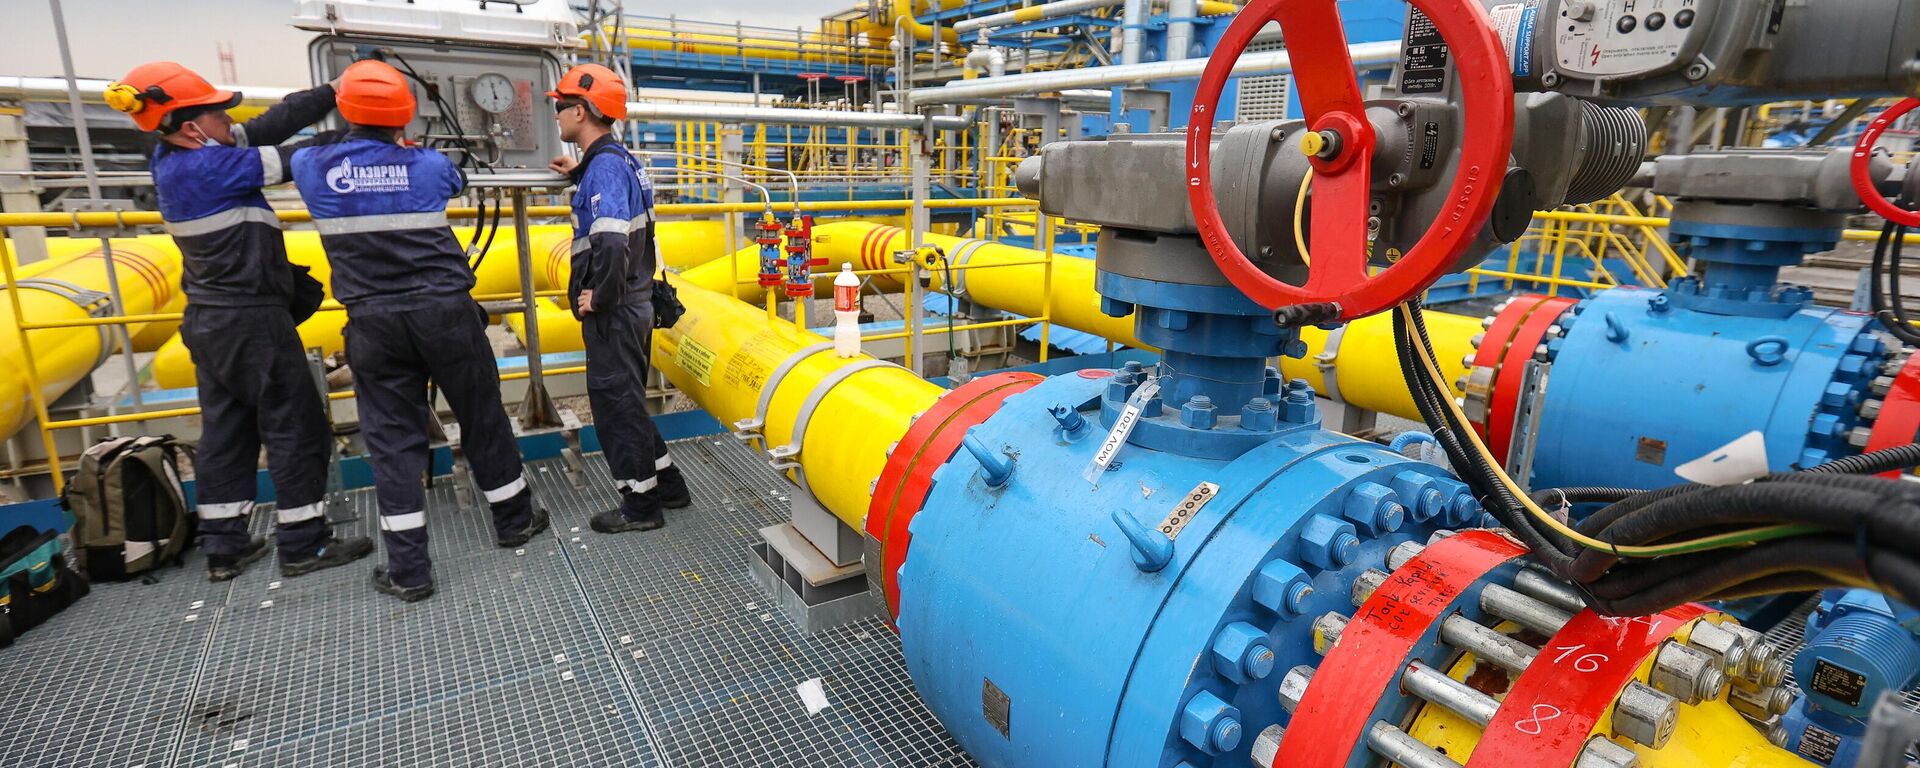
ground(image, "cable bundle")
xmin=1390 ymin=301 xmax=1920 ymax=616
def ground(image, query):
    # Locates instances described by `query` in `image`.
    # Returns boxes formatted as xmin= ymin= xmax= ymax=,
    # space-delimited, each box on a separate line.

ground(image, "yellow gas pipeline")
xmin=1279 ymin=310 xmax=1480 ymax=421
xmin=149 ymin=226 xmax=574 ymax=389
xmin=508 ymin=221 xmax=1142 ymax=354
xmin=652 ymin=282 xmax=942 ymax=531
xmin=1 ymin=242 xmax=184 ymax=439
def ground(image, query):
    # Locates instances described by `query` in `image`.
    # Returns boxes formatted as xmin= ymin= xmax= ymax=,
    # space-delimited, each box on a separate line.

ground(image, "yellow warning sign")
xmin=676 ymin=336 xmax=716 ymax=388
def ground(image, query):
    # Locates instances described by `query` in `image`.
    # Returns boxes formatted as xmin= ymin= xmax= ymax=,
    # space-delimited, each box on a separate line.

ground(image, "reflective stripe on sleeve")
xmin=655 ymin=455 xmax=673 ymax=470
xmin=258 ymin=146 xmax=284 ymax=186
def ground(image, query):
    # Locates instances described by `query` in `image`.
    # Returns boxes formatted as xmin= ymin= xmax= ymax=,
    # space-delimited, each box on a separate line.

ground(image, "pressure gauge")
xmin=469 ymin=73 xmax=515 ymax=115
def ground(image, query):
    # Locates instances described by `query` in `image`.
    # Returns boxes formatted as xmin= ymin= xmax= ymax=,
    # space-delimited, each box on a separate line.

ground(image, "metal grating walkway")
xmin=0 ymin=437 xmax=974 ymax=768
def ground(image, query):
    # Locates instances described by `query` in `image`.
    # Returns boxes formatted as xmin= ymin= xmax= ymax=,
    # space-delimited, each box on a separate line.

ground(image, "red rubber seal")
xmin=865 ymin=371 xmax=1043 ymax=622
xmin=1466 ymin=603 xmax=1713 ymax=767
xmin=1852 ymin=98 xmax=1920 ymax=227
xmin=1184 ymin=0 xmax=1515 ymax=319
xmin=1273 ymin=530 xmax=1526 ymax=767
xmin=1473 ymin=295 xmax=1576 ymax=459
xmin=1866 ymin=353 xmax=1920 ymax=478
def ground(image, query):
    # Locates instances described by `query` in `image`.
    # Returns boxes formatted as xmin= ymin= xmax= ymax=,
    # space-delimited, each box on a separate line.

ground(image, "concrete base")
xmin=749 ymin=523 xmax=881 ymax=634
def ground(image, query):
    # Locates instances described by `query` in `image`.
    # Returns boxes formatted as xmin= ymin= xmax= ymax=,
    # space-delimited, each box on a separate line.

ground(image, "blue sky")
xmin=2 ymin=0 xmax=848 ymax=88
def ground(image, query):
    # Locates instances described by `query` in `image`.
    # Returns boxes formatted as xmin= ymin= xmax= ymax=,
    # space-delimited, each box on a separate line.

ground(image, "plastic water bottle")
xmin=833 ymin=264 xmax=861 ymax=358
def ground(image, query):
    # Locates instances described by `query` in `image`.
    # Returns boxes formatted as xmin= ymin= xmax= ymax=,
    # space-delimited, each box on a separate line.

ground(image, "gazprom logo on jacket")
xmin=324 ymin=157 xmax=411 ymax=194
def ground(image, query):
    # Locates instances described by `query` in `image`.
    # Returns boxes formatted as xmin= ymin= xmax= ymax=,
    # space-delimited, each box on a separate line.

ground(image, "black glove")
xmin=289 ymin=265 xmax=325 ymax=325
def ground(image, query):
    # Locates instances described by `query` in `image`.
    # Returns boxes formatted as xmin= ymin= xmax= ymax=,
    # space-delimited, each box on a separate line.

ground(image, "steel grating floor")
xmin=0 ymin=437 xmax=974 ymax=768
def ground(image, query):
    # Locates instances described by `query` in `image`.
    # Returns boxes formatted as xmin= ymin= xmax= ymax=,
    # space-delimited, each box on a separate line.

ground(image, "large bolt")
xmin=1343 ymin=482 xmax=1405 ymax=536
xmin=1767 ymin=722 xmax=1789 ymax=748
xmin=1445 ymin=492 xmax=1483 ymax=527
xmin=1179 ymin=691 xmax=1242 ymax=755
xmin=1049 ymin=403 xmax=1089 ymax=438
xmin=1253 ymin=559 xmax=1315 ymax=618
xmin=1482 ymin=583 xmax=1575 ymax=636
xmin=1849 ymin=425 xmax=1875 ymax=449
xmin=1181 ymin=395 xmax=1219 ymax=430
xmin=1387 ymin=541 xmax=1426 ymax=570
xmin=1612 ymin=681 xmax=1679 ymax=748
xmin=1278 ymin=665 xmax=1314 ymax=713
xmin=1282 ymin=379 xmax=1318 ymax=423
xmin=1575 ymin=736 xmax=1640 ymax=768
xmin=1512 ymin=568 xmax=1589 ymax=615
xmin=1352 ymin=568 xmax=1391 ymax=606
xmin=1862 ymin=398 xmax=1884 ymax=420
xmin=1482 ymin=315 xmax=1497 ymax=329
xmin=1650 ymin=641 xmax=1726 ymax=705
xmin=1728 ymin=682 xmax=1794 ymax=721
xmin=1438 ymin=615 xmax=1538 ymax=673
xmin=1366 ymin=721 xmax=1462 ymax=768
xmin=1313 ymin=612 xmax=1350 ymax=654
xmin=1243 ymin=397 xmax=1280 ymax=431
xmin=1402 ymin=660 xmax=1499 ymax=725
xmin=1389 ymin=471 xmax=1449 ymax=523
xmin=1685 ymin=621 xmax=1750 ymax=678
xmin=1758 ymin=654 xmax=1787 ymax=688
xmin=1251 ymin=724 xmax=1285 ymax=765
xmin=1211 ymin=622 xmax=1277 ymax=684
xmin=1299 ymin=514 xmax=1360 ymax=570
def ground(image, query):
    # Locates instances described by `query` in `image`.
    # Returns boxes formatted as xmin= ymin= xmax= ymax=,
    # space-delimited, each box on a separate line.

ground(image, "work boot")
xmin=591 ymin=493 xmax=665 ymax=533
xmin=496 ymin=508 xmax=551 ymax=548
xmin=371 ymin=566 xmax=434 ymax=602
xmin=653 ymin=472 xmax=693 ymax=511
xmin=207 ymin=536 xmax=270 ymax=582
xmin=280 ymin=536 xmax=375 ymax=577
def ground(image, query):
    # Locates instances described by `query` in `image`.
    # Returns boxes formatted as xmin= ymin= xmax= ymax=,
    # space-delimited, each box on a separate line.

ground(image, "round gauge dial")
xmin=469 ymin=73 xmax=515 ymax=114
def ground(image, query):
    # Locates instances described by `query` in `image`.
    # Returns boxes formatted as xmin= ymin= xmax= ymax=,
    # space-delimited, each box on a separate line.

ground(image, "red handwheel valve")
xmin=1182 ymin=0 xmax=1515 ymax=321
xmin=1852 ymin=98 xmax=1920 ymax=227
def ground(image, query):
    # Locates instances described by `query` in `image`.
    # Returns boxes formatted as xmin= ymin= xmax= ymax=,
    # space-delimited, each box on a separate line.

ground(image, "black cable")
xmin=1578 ymin=538 xmax=1920 ymax=616
xmin=468 ymin=188 xmax=504 ymax=272
xmin=1803 ymin=442 xmax=1920 ymax=475
xmin=1528 ymin=486 xmax=1644 ymax=506
xmin=376 ymin=50 xmax=493 ymax=172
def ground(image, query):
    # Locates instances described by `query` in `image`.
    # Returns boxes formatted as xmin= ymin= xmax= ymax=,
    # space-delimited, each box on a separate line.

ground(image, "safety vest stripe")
xmin=656 ymin=454 xmax=673 ymax=470
xmin=314 ymin=211 xmax=450 ymax=236
xmin=165 ymin=206 xmax=282 ymax=238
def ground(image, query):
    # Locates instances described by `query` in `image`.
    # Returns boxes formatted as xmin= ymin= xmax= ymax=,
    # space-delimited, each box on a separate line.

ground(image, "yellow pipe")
xmin=148 ymin=226 xmax=573 ymax=389
xmin=1 ymin=240 xmax=183 ymax=438
xmin=510 ymin=221 xmax=1143 ymax=354
xmin=618 ymin=27 xmax=897 ymax=66
xmin=1280 ymin=310 xmax=1480 ymax=422
xmin=652 ymin=283 xmax=943 ymax=531
xmin=893 ymin=0 xmax=963 ymax=44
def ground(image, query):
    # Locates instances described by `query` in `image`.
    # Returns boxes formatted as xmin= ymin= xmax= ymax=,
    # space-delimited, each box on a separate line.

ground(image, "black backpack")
xmin=59 ymin=435 xmax=196 ymax=581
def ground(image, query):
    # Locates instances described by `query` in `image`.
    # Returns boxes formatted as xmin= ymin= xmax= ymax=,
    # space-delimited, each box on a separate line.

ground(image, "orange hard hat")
xmin=548 ymin=64 xmax=627 ymax=121
xmin=105 ymin=62 xmax=241 ymax=132
xmin=336 ymin=60 xmax=416 ymax=128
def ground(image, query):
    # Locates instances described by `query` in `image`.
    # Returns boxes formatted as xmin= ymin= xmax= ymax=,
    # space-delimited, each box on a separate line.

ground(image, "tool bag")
xmin=0 ymin=525 xmax=89 ymax=647
xmin=60 ymin=435 xmax=195 ymax=581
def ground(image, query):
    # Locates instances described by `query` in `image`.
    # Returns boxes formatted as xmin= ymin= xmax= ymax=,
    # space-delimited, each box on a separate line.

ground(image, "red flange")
xmin=1274 ymin=530 xmax=1527 ymax=766
xmin=865 ymin=372 xmax=1044 ymax=622
xmin=1183 ymin=0 xmax=1515 ymax=319
xmin=1852 ymin=98 xmax=1920 ymax=227
xmin=1467 ymin=603 xmax=1713 ymax=767
xmin=1470 ymin=295 xmax=1576 ymax=459
xmin=1866 ymin=353 xmax=1920 ymax=477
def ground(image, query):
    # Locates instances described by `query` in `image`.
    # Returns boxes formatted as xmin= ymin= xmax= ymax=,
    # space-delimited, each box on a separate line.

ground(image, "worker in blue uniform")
xmin=290 ymin=60 xmax=547 ymax=602
xmin=107 ymin=62 xmax=373 ymax=582
xmin=545 ymin=64 xmax=692 ymax=533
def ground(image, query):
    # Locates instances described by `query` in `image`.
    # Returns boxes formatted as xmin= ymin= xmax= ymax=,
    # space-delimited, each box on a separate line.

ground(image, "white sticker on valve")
xmin=1674 ymin=431 xmax=1770 ymax=486
xmin=1489 ymin=1 xmax=1538 ymax=77
xmin=1084 ymin=378 xmax=1161 ymax=488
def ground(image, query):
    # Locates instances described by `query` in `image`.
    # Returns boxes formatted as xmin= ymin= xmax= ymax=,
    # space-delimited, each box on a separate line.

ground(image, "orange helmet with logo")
xmin=548 ymin=64 xmax=627 ymax=121
xmin=105 ymin=62 xmax=241 ymax=133
xmin=336 ymin=60 xmax=416 ymax=128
